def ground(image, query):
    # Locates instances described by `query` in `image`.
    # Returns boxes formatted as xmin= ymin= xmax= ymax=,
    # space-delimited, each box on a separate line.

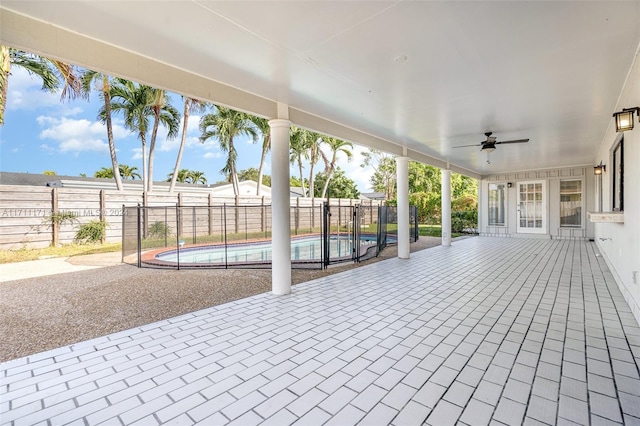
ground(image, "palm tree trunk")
xmin=229 ymin=137 xmax=240 ymax=196
xmin=140 ymin=135 xmax=148 ymax=197
xmin=102 ymin=78 xmax=123 ymax=191
xmin=298 ymin=161 xmax=306 ymax=197
xmin=321 ymin=173 xmax=331 ymax=199
xmin=256 ymin=136 xmax=269 ymax=196
xmin=308 ymin=158 xmax=316 ymax=198
xmin=170 ymin=99 xmax=190 ymax=193
xmin=147 ymin=111 xmax=161 ymax=192
xmin=0 ymin=46 xmax=10 ymax=126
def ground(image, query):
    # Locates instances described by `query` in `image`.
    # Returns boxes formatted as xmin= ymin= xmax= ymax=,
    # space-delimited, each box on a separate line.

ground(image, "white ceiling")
xmin=2 ymin=1 xmax=640 ymax=178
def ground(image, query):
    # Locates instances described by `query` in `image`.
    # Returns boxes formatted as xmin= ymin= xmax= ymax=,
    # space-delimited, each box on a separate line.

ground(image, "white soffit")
xmin=1 ymin=1 xmax=639 ymax=177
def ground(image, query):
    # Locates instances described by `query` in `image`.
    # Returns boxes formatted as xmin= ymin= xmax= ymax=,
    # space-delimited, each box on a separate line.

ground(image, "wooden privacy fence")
xmin=0 ymin=185 xmax=379 ymax=249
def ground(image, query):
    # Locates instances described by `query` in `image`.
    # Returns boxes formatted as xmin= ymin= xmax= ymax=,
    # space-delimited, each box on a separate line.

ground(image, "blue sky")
xmin=0 ymin=67 xmax=374 ymax=191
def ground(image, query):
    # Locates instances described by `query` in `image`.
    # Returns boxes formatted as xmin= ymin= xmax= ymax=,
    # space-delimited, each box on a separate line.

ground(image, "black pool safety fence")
xmin=122 ymin=203 xmax=418 ymax=270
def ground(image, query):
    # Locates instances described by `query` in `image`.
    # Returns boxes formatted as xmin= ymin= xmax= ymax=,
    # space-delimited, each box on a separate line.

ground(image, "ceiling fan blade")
xmin=495 ymin=139 xmax=529 ymax=145
xmin=452 ymin=143 xmax=481 ymax=148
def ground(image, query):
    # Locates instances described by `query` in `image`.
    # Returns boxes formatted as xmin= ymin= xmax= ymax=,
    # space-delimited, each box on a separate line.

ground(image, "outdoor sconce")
xmin=507 ymin=182 xmax=513 ymax=188
xmin=594 ymin=162 xmax=606 ymax=175
xmin=613 ymin=107 xmax=640 ymax=132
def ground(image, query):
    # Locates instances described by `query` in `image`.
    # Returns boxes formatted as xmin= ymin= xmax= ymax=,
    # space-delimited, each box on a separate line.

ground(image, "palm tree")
xmin=147 ymin=88 xmax=180 ymax=192
xmin=289 ymin=126 xmax=311 ymax=197
xmin=320 ymin=137 xmax=353 ymax=198
xmin=169 ymin=97 xmax=207 ymax=192
xmin=199 ymin=106 xmax=258 ymax=196
xmin=249 ymin=116 xmax=271 ymax=195
xmin=167 ymin=168 xmax=190 ymax=183
xmin=119 ymin=164 xmax=141 ymax=180
xmin=82 ymin=70 xmax=123 ymax=190
xmin=307 ymin=132 xmax=324 ymax=198
xmin=94 ymin=167 xmax=114 ymax=178
xmin=1 ymin=46 xmax=85 ymax=125
xmin=94 ymin=164 xmax=141 ymax=180
xmin=187 ymin=170 xmax=207 ymax=184
xmin=107 ymin=78 xmax=153 ymax=193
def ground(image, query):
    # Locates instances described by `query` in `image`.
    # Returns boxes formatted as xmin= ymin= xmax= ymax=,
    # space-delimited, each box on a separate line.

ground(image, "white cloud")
xmin=203 ymin=151 xmax=223 ymax=159
xmin=6 ymin=67 xmax=62 ymax=111
xmin=131 ymin=148 xmax=143 ymax=160
xmin=318 ymin=143 xmax=374 ymax=192
xmin=159 ymin=135 xmax=201 ymax=152
xmin=38 ymin=117 xmax=109 ymax=153
xmin=39 ymin=144 xmax=55 ymax=153
xmin=157 ymin=114 xmax=203 ymax=152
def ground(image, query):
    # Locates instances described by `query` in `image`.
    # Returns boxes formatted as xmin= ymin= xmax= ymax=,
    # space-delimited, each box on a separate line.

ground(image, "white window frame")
xmin=488 ymin=182 xmax=507 ymax=227
xmin=559 ymin=179 xmax=583 ymax=228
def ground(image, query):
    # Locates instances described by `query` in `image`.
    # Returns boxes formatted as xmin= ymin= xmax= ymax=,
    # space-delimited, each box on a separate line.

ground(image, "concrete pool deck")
xmin=0 ymin=252 xmax=122 ymax=282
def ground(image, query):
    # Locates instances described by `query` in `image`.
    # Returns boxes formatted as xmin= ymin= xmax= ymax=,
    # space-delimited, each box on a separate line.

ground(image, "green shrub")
xmin=148 ymin=221 xmax=171 ymax=239
xmin=75 ymin=220 xmax=107 ymax=244
xmin=451 ymin=210 xmax=478 ymax=233
xmin=41 ymin=211 xmax=78 ymax=230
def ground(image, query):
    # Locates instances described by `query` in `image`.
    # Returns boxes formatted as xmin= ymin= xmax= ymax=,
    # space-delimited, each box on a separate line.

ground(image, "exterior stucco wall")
xmin=593 ymin=52 xmax=640 ymax=324
xmin=479 ymin=166 xmax=596 ymax=240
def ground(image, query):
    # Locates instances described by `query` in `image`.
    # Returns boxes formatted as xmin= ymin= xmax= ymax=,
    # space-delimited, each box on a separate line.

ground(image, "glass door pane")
xmin=517 ymin=181 xmax=546 ymax=234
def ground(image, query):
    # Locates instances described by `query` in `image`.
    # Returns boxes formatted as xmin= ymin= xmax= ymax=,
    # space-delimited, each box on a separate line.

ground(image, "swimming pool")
xmin=154 ymin=234 xmax=378 ymax=265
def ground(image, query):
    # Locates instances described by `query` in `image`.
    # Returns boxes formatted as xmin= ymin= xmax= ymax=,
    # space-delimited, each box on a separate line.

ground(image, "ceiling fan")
xmin=454 ymin=132 xmax=529 ymax=152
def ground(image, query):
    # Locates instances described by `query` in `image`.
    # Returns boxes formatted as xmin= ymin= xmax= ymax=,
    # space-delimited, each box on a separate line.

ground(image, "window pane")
xmin=560 ymin=180 xmax=581 ymax=227
xmin=613 ymin=138 xmax=624 ymax=212
xmin=488 ymin=183 xmax=505 ymax=226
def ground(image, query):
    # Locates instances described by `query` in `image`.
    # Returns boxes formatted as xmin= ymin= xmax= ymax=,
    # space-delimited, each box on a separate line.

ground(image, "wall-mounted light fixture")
xmin=594 ymin=161 xmax=606 ymax=212
xmin=507 ymin=182 xmax=513 ymax=188
xmin=613 ymin=107 xmax=640 ymax=132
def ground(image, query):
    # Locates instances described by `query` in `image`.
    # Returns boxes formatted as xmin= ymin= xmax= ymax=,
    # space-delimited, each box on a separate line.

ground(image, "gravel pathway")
xmin=0 ymin=237 xmax=443 ymax=362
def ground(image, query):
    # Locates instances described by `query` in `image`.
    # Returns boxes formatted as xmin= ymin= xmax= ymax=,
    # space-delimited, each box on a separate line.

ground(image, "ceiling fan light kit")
xmin=454 ymin=132 xmax=529 ymax=153
xmin=613 ymin=107 xmax=640 ymax=132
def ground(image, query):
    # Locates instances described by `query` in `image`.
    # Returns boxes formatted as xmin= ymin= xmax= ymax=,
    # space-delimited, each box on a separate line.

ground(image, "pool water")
xmin=155 ymin=234 xmax=377 ymax=264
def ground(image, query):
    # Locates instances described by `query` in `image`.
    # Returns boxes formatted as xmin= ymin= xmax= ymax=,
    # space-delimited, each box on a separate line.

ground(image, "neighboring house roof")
xmin=0 ymin=172 xmax=208 ymax=191
xmin=360 ymin=192 xmax=386 ymax=200
xmin=289 ymin=186 xmax=307 ymax=198
xmin=1 ymin=173 xmax=327 ymax=199
xmin=210 ymin=180 xmax=272 ymax=196
xmin=0 ymin=171 xmax=109 ymax=186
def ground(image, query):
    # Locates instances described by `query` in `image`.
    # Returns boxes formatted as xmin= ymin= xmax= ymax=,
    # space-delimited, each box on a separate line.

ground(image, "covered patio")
xmin=1 ymin=2 xmax=640 ymax=424
xmin=1 ymin=237 xmax=639 ymax=425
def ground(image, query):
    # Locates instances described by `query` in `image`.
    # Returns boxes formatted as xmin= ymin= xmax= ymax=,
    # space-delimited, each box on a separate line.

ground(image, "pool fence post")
xmin=176 ymin=204 xmax=180 ymax=271
xmin=208 ymin=193 xmax=214 ymax=236
xmin=234 ymin=195 xmax=240 ymax=234
xmin=99 ymin=190 xmax=106 ymax=244
xmin=137 ymin=204 xmax=141 ymax=268
xmin=121 ymin=204 xmax=125 ymax=264
xmin=261 ymin=196 xmax=266 ymax=235
xmin=223 ymin=203 xmax=228 ymax=269
xmin=192 ymin=206 xmax=196 ymax=244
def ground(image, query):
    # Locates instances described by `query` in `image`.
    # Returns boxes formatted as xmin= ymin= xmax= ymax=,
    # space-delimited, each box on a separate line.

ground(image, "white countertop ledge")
xmin=587 ymin=211 xmax=624 ymax=223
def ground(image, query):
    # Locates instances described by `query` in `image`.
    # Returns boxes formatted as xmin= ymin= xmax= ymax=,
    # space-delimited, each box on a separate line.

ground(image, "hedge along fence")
xmin=0 ymin=184 xmax=379 ymax=250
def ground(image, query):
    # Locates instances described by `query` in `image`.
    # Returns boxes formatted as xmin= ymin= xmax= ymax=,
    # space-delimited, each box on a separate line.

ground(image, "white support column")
xmin=269 ymin=112 xmax=292 ymax=295
xmin=441 ymin=168 xmax=452 ymax=247
xmin=396 ymin=156 xmax=410 ymax=259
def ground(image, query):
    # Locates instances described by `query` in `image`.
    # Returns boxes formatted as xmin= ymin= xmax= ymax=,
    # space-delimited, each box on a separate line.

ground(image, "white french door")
xmin=517 ymin=181 xmax=547 ymax=234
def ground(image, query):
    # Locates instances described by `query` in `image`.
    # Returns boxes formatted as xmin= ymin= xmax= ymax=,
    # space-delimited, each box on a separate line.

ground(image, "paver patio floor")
xmin=1 ymin=237 xmax=639 ymax=425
